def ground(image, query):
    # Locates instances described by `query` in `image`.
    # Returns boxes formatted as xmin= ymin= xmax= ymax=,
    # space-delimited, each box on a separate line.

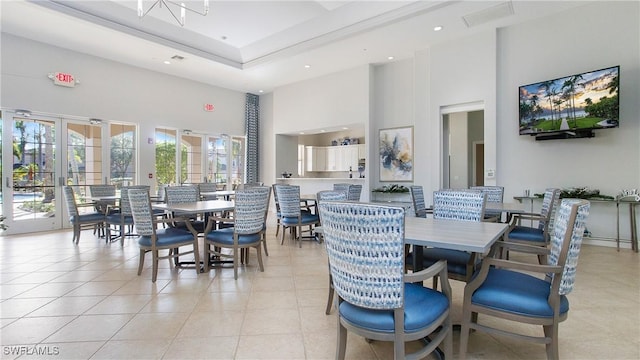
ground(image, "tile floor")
xmin=0 ymin=221 xmax=639 ymax=359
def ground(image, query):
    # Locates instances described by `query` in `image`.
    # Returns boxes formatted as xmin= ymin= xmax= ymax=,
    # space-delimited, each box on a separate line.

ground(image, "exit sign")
xmin=50 ymin=72 xmax=76 ymax=87
xmin=204 ymin=103 xmax=215 ymax=112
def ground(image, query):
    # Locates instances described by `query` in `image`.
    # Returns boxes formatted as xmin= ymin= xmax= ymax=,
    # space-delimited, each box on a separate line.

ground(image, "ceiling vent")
xmin=462 ymin=1 xmax=514 ymax=28
xmin=171 ymin=55 xmax=185 ymax=61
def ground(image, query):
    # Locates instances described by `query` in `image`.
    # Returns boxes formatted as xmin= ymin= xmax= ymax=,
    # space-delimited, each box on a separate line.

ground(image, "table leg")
xmin=630 ymin=203 xmax=638 ymax=252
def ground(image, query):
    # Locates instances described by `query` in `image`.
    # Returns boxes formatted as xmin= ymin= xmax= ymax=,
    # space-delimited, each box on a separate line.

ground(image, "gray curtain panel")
xmin=245 ymin=93 xmax=259 ymax=183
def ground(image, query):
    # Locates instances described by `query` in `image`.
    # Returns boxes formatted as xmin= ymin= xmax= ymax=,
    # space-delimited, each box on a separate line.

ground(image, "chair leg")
xmin=325 ymin=273 xmax=334 ymax=315
xmin=298 ymin=226 xmax=302 ymax=248
xmin=544 ymin=324 xmax=559 ymax=360
xmin=459 ymin=309 xmax=472 ymax=360
xmin=256 ymin=245 xmax=264 ymax=272
xmin=280 ymin=225 xmax=286 ymax=245
xmin=233 ymin=247 xmax=239 ymax=280
xmin=262 ymin=233 xmax=269 ymax=256
xmin=152 ymin=250 xmax=159 ymax=283
xmin=137 ymin=249 xmax=146 ymax=275
xmin=192 ymin=242 xmax=200 ymax=276
xmin=337 ymin=320 xmax=347 ymax=360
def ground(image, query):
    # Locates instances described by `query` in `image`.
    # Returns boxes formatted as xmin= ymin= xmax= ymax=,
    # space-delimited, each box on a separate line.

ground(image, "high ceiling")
xmin=1 ymin=0 xmax=589 ymax=94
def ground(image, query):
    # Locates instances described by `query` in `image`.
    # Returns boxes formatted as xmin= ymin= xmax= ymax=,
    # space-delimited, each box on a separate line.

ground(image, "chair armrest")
xmin=203 ymin=215 xmax=235 ymax=234
xmin=105 ymin=204 xmax=121 ymax=215
xmin=77 ymin=202 xmax=97 ymax=208
xmin=509 ymin=212 xmax=545 ymax=226
xmin=404 ymin=259 xmax=452 ymax=300
xmin=495 ymin=241 xmax=550 ymax=256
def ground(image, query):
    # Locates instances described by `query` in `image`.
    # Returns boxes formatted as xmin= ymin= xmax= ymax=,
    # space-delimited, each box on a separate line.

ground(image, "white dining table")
xmin=153 ymin=199 xmax=235 ymax=213
xmin=404 ymin=217 xmax=509 ymax=270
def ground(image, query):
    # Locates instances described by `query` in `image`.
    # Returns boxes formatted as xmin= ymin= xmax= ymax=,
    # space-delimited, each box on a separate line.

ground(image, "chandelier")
xmin=137 ymin=0 xmax=209 ymax=27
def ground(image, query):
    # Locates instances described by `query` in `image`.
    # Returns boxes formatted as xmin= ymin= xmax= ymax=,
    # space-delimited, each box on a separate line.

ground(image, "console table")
xmin=514 ymin=196 xmax=639 ymax=252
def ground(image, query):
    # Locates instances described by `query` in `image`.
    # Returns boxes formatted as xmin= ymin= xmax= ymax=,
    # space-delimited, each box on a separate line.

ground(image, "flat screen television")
xmin=519 ymin=65 xmax=619 ymax=140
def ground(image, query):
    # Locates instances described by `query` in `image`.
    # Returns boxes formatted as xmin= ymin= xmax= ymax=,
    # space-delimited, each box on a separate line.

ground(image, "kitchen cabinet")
xmin=305 ymin=144 xmax=363 ymax=172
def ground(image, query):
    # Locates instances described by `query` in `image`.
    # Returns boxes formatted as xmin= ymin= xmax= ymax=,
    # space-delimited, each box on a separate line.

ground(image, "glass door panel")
xmin=181 ymin=133 xmax=203 ymax=184
xmin=2 ymin=112 xmax=62 ymax=233
xmin=66 ymin=121 xmax=104 ymax=210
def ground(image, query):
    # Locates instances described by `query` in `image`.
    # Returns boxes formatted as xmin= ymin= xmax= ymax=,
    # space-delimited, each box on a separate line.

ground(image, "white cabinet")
xmin=305 ymin=144 xmax=364 ymax=172
xmin=305 ymin=146 xmax=327 ymax=171
xmin=358 ymin=144 xmax=366 ymax=160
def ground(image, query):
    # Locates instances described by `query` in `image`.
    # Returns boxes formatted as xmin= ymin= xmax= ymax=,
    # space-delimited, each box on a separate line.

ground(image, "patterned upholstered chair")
xmin=89 ymin=184 xmax=117 ymax=236
xmin=459 ymin=199 xmax=590 ymax=360
xmin=164 ymin=185 xmax=207 ymax=232
xmin=196 ymin=182 xmax=218 ymax=200
xmin=409 ymin=185 xmax=428 ymax=218
xmin=315 ymin=190 xmax=348 ymax=315
xmin=62 ymin=186 xmax=105 ymax=244
xmin=105 ymin=185 xmax=149 ymax=246
xmin=470 ymin=186 xmax=504 ymax=222
xmin=506 ymin=188 xmax=561 ymax=261
xmin=202 ymin=186 xmax=270 ymax=279
xmin=318 ymin=201 xmax=453 ymax=360
xmin=332 ymin=183 xmax=362 ymax=201
xmin=275 ymin=185 xmax=320 ymax=247
xmin=415 ymin=189 xmax=486 ymax=285
xmin=128 ymin=188 xmax=200 ymax=283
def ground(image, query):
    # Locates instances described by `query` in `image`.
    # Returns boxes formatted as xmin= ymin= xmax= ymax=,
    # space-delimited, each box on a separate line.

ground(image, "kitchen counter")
xmin=276 ymin=177 xmax=368 ymax=200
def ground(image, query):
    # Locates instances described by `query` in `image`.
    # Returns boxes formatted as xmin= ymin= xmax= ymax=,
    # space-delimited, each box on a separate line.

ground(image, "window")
xmin=207 ymin=135 xmax=245 ymax=189
xmin=155 ymin=128 xmax=177 ymax=188
xmin=180 ymin=133 xmax=203 ymax=184
xmin=110 ymin=123 xmax=136 ymax=189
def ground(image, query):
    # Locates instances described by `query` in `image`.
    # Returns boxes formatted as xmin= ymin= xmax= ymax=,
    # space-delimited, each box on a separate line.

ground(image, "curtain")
xmin=245 ymin=93 xmax=259 ymax=183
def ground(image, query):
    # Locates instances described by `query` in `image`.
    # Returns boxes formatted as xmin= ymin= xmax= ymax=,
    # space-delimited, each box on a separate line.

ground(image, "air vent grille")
xmin=171 ymin=55 xmax=185 ymax=60
xmin=462 ymin=1 xmax=514 ymax=28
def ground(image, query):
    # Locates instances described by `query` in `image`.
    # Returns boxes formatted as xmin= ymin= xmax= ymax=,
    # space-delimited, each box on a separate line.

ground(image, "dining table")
xmin=404 ymin=216 xmax=509 ymax=271
xmin=152 ymin=199 xmax=236 ymax=270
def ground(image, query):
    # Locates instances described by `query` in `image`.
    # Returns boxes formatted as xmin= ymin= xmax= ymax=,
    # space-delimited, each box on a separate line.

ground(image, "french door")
xmin=1 ymin=111 xmax=107 ymax=235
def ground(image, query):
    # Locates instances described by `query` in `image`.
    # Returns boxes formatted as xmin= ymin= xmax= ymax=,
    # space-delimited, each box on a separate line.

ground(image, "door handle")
xmin=59 ymin=177 xmax=66 ymax=186
xmin=6 ymin=177 xmax=12 ymax=189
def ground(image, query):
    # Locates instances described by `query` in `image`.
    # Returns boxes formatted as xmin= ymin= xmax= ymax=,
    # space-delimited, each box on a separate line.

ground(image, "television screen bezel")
xmin=518 ymin=65 xmax=620 ymax=137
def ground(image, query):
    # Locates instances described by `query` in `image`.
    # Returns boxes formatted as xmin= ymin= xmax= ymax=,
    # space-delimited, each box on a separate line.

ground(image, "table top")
xmin=485 ymin=202 xmax=526 ymax=213
xmin=153 ymin=200 xmax=235 ymax=213
xmin=404 ymin=217 xmax=508 ymax=255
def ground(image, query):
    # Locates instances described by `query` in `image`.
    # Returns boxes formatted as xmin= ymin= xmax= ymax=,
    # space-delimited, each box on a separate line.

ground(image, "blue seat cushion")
xmin=71 ymin=212 xmax=104 ymax=223
xmin=105 ymin=214 xmax=134 ymax=225
xmin=205 ymin=227 xmax=261 ymax=245
xmin=417 ymin=248 xmax=477 ymax=277
xmin=471 ymin=268 xmax=569 ymax=318
xmin=339 ymin=283 xmax=449 ymax=333
xmin=508 ymin=226 xmax=545 ymax=243
xmin=281 ymin=213 xmax=319 ymax=226
xmin=137 ymin=227 xmax=196 ymax=247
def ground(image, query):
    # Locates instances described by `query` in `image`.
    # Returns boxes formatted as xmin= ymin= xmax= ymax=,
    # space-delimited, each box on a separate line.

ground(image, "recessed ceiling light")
xmin=258 ymin=90 xmax=264 ymax=93
xmin=304 ymin=64 xmax=311 ymax=69
xmin=342 ymin=127 xmax=348 ymax=130
xmin=388 ymin=56 xmax=394 ymax=60
xmin=320 ymin=130 xmax=326 ymax=133
xmin=299 ymin=132 xmax=305 ymax=135
xmin=163 ymin=60 xmax=171 ymax=65
xmin=434 ymin=25 xmax=443 ymax=31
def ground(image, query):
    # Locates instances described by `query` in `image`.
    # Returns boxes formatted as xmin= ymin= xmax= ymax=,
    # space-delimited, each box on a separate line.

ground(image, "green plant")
xmin=372 ymin=184 xmax=409 ymax=193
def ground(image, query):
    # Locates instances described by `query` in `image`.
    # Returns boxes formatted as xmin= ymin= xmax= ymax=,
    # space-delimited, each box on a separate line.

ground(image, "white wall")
xmin=496 ymin=1 xmax=639 ymax=241
xmin=1 ymin=34 xmax=247 ymax=188
xmin=448 ymin=112 xmax=469 ymax=189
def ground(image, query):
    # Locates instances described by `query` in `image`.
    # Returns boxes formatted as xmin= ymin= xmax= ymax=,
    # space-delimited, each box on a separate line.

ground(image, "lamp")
xmin=137 ymin=0 xmax=209 ymax=27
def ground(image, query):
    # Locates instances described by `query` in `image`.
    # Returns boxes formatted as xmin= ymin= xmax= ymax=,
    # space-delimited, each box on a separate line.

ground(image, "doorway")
xmin=441 ymin=102 xmax=484 ymax=189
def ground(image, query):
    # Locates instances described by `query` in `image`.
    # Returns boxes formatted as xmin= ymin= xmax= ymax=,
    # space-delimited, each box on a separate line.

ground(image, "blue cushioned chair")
xmin=470 ymin=186 xmax=504 ymax=222
xmin=89 ymin=184 xmax=117 ymax=237
xmin=62 ymin=186 xmax=105 ymax=244
xmin=318 ymin=201 xmax=452 ymax=360
xmin=460 ymin=199 xmax=590 ymax=360
xmin=164 ymin=185 xmax=207 ymax=232
xmin=275 ymin=185 xmax=320 ymax=247
xmin=411 ymin=189 xmax=486 ymax=286
xmin=203 ymin=186 xmax=270 ymax=279
xmin=105 ymin=185 xmax=149 ymax=246
xmin=507 ymin=188 xmax=561 ymax=262
xmin=409 ymin=185 xmax=428 ymax=218
xmin=128 ymin=188 xmax=200 ymax=283
xmin=315 ymin=190 xmax=348 ymax=315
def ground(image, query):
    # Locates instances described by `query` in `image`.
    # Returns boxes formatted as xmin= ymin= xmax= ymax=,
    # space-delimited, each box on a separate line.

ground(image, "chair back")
xmin=316 ymin=190 xmax=347 ymax=203
xmin=165 ymin=185 xmax=199 ymax=204
xmin=547 ymin=199 xmax=590 ymax=295
xmin=128 ymin=188 xmax=155 ymax=237
xmin=197 ymin=182 xmax=218 ymax=200
xmin=433 ymin=189 xmax=485 ymax=221
xmin=347 ymin=184 xmax=362 ymax=201
xmin=318 ymin=201 xmax=406 ymax=309
xmin=275 ymin=185 xmax=302 ymax=218
xmin=470 ymin=186 xmax=504 ymax=218
xmin=90 ymin=184 xmax=116 ymax=198
xmin=410 ymin=185 xmax=427 ymax=217
xmin=62 ymin=186 xmax=79 ymax=218
xmin=272 ymin=184 xmax=282 ymax=213
xmin=234 ymin=187 xmax=271 ymax=235
xmin=119 ymin=186 xmax=150 ymax=216
xmin=539 ymin=188 xmax=561 ymax=232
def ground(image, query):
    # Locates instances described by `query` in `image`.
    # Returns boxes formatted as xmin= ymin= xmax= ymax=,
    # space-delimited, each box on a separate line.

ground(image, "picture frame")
xmin=379 ymin=126 xmax=414 ymax=181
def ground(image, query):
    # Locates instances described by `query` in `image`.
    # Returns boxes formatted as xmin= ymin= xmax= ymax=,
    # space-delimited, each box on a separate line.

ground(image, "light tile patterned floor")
xmin=1 ymin=220 xmax=639 ymax=359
